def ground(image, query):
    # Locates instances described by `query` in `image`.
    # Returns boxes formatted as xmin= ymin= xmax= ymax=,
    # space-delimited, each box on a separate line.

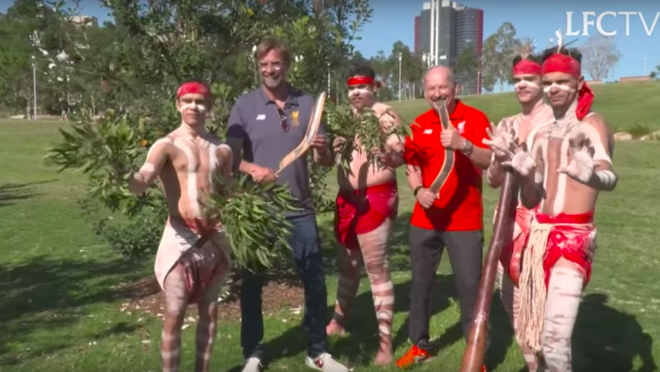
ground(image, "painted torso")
xmin=531 ymin=111 xmax=609 ymax=216
xmin=337 ymin=102 xmax=401 ymax=190
xmin=155 ymin=128 xmax=231 ymax=222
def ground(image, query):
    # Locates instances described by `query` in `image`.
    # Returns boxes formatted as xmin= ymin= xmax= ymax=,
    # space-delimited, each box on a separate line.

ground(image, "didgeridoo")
xmin=275 ymin=91 xmax=326 ymax=175
xmin=428 ymin=98 xmax=455 ymax=195
xmin=459 ymin=167 xmax=519 ymax=372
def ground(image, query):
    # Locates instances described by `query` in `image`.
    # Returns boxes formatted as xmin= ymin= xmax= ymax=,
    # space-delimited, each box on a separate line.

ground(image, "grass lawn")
xmin=1 ymin=81 xmax=659 ymax=372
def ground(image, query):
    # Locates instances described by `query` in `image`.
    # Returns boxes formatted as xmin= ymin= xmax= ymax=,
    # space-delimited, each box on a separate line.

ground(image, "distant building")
xmin=414 ymin=16 xmax=420 ymax=52
xmin=415 ymin=0 xmax=484 ymax=94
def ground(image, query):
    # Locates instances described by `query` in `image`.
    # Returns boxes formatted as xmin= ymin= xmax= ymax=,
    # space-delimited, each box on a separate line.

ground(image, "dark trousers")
xmin=240 ymin=214 xmax=327 ymax=360
xmin=408 ymin=225 xmax=484 ymax=350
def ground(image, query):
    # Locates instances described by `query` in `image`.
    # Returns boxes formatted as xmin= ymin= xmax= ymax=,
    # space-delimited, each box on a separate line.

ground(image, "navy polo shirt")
xmin=226 ymin=84 xmax=326 ymax=216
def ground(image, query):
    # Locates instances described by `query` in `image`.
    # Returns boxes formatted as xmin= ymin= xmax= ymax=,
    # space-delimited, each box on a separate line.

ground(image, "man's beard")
xmin=263 ymin=75 xmax=282 ymax=89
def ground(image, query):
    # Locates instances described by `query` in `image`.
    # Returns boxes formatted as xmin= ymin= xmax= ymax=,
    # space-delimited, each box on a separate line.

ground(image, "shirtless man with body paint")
xmin=326 ymin=63 xmax=405 ymax=366
xmin=483 ymin=53 xmax=554 ymax=372
xmin=496 ymin=46 xmax=617 ymax=371
xmin=129 ymin=80 xmax=233 ymax=372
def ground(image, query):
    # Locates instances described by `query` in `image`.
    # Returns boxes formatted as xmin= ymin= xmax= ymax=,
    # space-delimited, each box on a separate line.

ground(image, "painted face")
xmin=348 ymin=82 xmax=375 ymax=109
xmin=541 ymin=72 xmax=582 ymax=109
xmin=513 ymin=74 xmax=543 ymax=104
xmin=177 ymin=93 xmax=208 ymax=127
xmin=259 ymin=49 xmax=288 ymax=89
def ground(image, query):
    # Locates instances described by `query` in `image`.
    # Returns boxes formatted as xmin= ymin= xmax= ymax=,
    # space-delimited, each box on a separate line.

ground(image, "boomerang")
xmin=275 ymin=92 xmax=326 ymax=175
xmin=428 ymin=98 xmax=456 ymax=195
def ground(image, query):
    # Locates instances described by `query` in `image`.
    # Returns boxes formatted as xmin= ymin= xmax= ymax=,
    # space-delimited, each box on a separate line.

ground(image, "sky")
xmin=1 ymin=0 xmax=658 ymax=82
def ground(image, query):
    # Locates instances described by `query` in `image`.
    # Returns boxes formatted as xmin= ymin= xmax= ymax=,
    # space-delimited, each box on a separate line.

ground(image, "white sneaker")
xmin=242 ymin=357 xmax=263 ymax=372
xmin=304 ymin=353 xmax=349 ymax=372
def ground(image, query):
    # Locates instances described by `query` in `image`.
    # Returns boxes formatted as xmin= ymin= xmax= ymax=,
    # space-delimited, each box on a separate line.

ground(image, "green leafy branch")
xmin=206 ymin=173 xmax=302 ymax=273
xmin=325 ymin=99 xmax=413 ymax=173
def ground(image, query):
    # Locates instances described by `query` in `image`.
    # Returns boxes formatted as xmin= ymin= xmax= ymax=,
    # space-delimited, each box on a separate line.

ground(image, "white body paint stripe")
xmin=146 ymin=137 xmax=173 ymax=158
xmin=543 ymin=83 xmax=575 ymax=93
xmin=208 ymin=144 xmax=217 ymax=190
xmin=371 ymin=281 xmax=394 ymax=292
xmin=373 ymin=295 xmax=395 ymax=305
xmin=173 ymin=138 xmax=201 ymax=218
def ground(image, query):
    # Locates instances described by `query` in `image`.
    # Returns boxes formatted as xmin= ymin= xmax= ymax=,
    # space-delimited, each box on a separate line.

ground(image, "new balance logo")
xmin=256 ymin=114 xmax=265 ymax=120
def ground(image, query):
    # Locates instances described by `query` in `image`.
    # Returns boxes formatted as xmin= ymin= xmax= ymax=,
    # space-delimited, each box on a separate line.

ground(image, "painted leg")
xmin=540 ymin=258 xmax=584 ymax=372
xmin=357 ymin=219 xmax=394 ymax=366
xmin=498 ymin=263 xmax=538 ymax=371
xmin=161 ymin=266 xmax=188 ymax=372
xmin=194 ymin=246 xmax=229 ymax=372
xmin=327 ymin=244 xmax=362 ymax=336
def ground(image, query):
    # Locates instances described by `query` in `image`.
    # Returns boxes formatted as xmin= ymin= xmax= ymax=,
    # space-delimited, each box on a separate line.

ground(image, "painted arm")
xmin=216 ymin=144 xmax=234 ymax=183
xmin=559 ymin=115 xmax=617 ymax=191
xmin=484 ymin=120 xmax=515 ymax=188
xmin=379 ymin=107 xmax=407 ymax=168
xmin=129 ymin=139 xmax=170 ymax=195
xmin=486 ymin=154 xmax=505 ymax=188
xmin=517 ymin=139 xmax=545 ymax=209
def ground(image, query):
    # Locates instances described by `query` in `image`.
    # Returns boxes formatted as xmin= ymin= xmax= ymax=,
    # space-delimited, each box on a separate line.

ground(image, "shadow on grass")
xmin=225 ymin=212 xmax=657 ymax=372
xmin=573 ymin=293 xmax=657 ymax=372
xmin=0 ymin=180 xmax=55 ymax=207
xmin=0 ymin=255 xmax=147 ymax=366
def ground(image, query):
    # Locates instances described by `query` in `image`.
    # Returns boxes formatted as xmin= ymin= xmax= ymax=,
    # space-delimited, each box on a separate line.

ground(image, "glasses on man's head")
xmin=277 ymin=107 xmax=289 ymax=132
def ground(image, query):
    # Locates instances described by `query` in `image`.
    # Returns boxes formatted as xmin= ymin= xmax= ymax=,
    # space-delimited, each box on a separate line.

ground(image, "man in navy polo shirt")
xmin=226 ymin=37 xmax=349 ymax=372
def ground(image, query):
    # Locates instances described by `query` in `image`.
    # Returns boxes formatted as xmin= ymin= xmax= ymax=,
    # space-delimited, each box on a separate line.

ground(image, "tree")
xmin=480 ymin=33 xmax=498 ymax=93
xmin=579 ymin=34 xmax=622 ymax=81
xmin=495 ymin=22 xmax=520 ymax=89
xmin=44 ymin=0 xmax=373 ymax=267
xmin=515 ymin=37 xmax=536 ymax=57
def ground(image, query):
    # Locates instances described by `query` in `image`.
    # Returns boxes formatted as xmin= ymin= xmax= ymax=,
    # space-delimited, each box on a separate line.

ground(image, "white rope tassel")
xmin=515 ymin=218 xmax=552 ymax=354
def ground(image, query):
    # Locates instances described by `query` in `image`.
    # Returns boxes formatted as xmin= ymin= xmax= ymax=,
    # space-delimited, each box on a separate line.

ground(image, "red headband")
xmin=347 ymin=75 xmax=382 ymax=88
xmin=176 ymin=82 xmax=211 ymax=100
xmin=513 ymin=58 xmax=542 ymax=76
xmin=541 ymin=53 xmax=580 ymax=78
xmin=542 ymin=53 xmax=594 ymax=120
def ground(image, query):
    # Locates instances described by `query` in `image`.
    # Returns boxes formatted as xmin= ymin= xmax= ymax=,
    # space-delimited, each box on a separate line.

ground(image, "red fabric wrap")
xmin=334 ymin=182 xmax=398 ymax=250
xmin=498 ymin=204 xmax=535 ymax=286
xmin=512 ymin=58 xmax=542 ymax=76
xmin=541 ymin=53 xmax=594 ymax=120
xmin=535 ymin=211 xmax=596 ymax=290
xmin=176 ymin=82 xmax=211 ymax=101
xmin=347 ymin=75 xmax=382 ymax=88
xmin=170 ymin=216 xmax=224 ymax=303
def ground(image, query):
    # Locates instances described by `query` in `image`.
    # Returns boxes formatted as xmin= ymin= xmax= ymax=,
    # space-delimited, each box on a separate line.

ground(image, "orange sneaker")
xmin=395 ymin=345 xmax=429 ymax=369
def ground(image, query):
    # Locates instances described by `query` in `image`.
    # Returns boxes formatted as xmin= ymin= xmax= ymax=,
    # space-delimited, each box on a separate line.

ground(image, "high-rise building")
xmin=456 ymin=7 xmax=483 ymax=94
xmin=416 ymin=0 xmax=483 ymax=94
xmin=414 ymin=16 xmax=420 ymax=52
xmin=418 ymin=7 xmax=431 ymax=54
